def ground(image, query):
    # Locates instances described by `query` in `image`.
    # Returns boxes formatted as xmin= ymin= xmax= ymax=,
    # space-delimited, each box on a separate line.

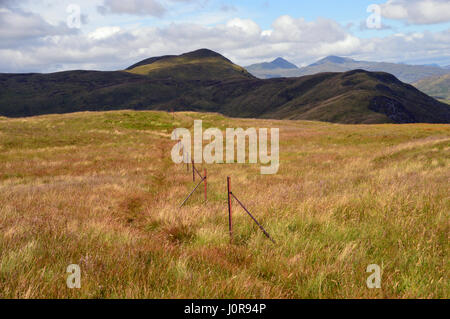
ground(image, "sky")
xmin=1 ymin=0 xmax=450 ymax=73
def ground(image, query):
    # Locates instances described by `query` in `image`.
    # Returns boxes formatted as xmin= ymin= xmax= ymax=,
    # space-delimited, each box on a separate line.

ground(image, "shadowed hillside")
xmin=0 ymin=49 xmax=449 ymax=124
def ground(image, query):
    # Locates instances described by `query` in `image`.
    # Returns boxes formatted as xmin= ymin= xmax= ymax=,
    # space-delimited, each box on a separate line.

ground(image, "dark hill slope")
xmin=193 ymin=70 xmax=449 ymax=123
xmin=0 ymin=50 xmax=449 ymax=124
xmin=0 ymin=71 xmax=188 ymax=117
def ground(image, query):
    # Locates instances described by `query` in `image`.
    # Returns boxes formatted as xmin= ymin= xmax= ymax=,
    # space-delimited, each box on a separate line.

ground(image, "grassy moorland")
xmin=0 ymin=111 xmax=448 ymax=298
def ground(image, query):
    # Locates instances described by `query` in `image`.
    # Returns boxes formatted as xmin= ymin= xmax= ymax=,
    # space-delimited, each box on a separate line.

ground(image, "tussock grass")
xmin=0 ymin=111 xmax=448 ymax=298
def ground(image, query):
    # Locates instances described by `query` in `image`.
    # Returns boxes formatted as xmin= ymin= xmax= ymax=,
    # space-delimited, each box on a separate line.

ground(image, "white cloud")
xmin=0 ymin=0 xmax=28 ymax=9
xmin=268 ymin=16 xmax=349 ymax=44
xmin=88 ymin=26 xmax=121 ymax=40
xmin=311 ymin=35 xmax=361 ymax=57
xmin=0 ymin=3 xmax=449 ymax=73
xmin=98 ymin=0 xmax=166 ymax=17
xmin=97 ymin=0 xmax=196 ymax=17
xmin=356 ymin=28 xmax=450 ymax=64
xmin=381 ymin=0 xmax=450 ymax=25
xmin=226 ymin=18 xmax=261 ymax=37
xmin=0 ymin=7 xmax=75 ymax=48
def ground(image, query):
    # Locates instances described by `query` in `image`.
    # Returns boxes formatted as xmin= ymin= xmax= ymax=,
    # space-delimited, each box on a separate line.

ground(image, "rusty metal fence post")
xmin=186 ymin=151 xmax=189 ymax=172
xmin=227 ymin=177 xmax=233 ymax=242
xmin=204 ymin=169 xmax=207 ymax=202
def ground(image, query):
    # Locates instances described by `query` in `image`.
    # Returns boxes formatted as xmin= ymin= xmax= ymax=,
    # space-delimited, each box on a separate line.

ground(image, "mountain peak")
xmin=271 ymin=57 xmax=298 ymax=69
xmin=125 ymin=48 xmax=253 ymax=81
xmin=311 ymin=56 xmax=355 ymax=66
xmin=127 ymin=49 xmax=229 ymax=70
xmin=246 ymin=57 xmax=298 ymax=71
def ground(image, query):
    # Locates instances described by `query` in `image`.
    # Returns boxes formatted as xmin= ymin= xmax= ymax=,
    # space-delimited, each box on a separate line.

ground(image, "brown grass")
xmin=0 ymin=110 xmax=448 ymax=298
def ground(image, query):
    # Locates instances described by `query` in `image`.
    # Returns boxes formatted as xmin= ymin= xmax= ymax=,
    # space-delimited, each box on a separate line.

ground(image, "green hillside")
xmin=414 ymin=74 xmax=450 ymax=100
xmin=127 ymin=49 xmax=253 ymax=81
xmin=0 ymin=49 xmax=449 ymax=124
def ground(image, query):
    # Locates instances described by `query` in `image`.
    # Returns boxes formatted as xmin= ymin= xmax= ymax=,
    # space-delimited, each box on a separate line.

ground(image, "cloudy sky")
xmin=1 ymin=0 xmax=450 ymax=73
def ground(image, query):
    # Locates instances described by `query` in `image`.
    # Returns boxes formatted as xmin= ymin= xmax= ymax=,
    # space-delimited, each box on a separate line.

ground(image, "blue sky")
xmin=1 ymin=0 xmax=450 ymax=72
xmin=239 ymin=0 xmax=450 ymax=36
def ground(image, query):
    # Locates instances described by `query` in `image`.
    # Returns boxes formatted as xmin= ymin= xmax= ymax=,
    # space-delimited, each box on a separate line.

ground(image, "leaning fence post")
xmin=230 ymin=192 xmax=276 ymax=244
xmin=227 ymin=176 xmax=233 ymax=243
xmin=179 ymin=176 xmax=206 ymax=208
xmin=192 ymin=160 xmax=195 ymax=182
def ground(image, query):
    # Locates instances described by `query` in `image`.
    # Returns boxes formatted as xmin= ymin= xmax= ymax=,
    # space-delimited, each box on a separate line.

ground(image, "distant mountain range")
xmin=246 ymin=58 xmax=299 ymax=79
xmin=246 ymin=57 xmax=298 ymax=77
xmin=246 ymin=56 xmax=450 ymax=83
xmin=0 ymin=49 xmax=449 ymax=124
